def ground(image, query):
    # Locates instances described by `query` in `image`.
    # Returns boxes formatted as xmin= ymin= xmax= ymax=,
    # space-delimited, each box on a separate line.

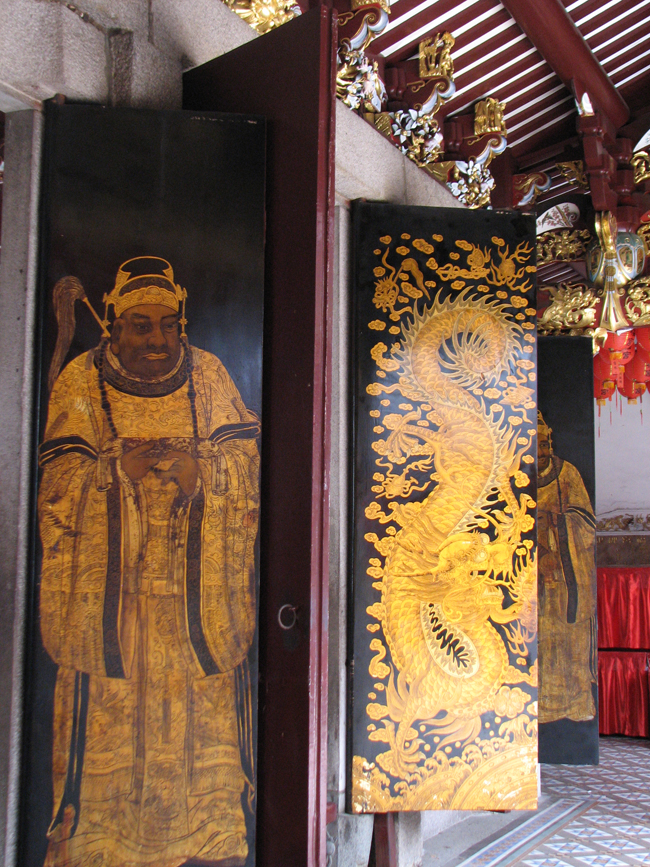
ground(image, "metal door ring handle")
xmin=278 ymin=604 xmax=298 ymax=630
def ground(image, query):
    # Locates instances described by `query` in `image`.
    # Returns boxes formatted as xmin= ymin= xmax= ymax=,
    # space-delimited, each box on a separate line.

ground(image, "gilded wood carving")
xmin=349 ymin=203 xmax=538 ymax=812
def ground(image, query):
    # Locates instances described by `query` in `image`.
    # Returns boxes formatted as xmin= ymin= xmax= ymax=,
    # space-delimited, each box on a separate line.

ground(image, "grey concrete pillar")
xmin=0 ymin=107 xmax=43 ymax=867
xmin=327 ymin=813 xmax=374 ymax=867
xmin=396 ymin=812 xmax=423 ymax=867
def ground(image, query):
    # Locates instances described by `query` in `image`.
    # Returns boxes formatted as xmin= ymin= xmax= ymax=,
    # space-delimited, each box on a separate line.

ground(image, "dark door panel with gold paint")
xmin=20 ymin=103 xmax=265 ymax=867
xmin=538 ymin=336 xmax=598 ymax=766
xmin=348 ymin=201 xmax=538 ymax=813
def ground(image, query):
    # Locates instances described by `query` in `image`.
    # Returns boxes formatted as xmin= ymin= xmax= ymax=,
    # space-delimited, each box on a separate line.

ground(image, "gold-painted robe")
xmin=537 ymin=456 xmax=596 ymax=724
xmin=38 ymin=346 xmax=260 ymax=867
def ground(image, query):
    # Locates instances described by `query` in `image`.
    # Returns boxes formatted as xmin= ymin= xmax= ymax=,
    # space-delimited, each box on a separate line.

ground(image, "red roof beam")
xmin=537 ymin=184 xmax=578 ymax=204
xmin=503 ymin=80 xmax=568 ymax=119
xmin=500 ymin=0 xmax=630 ymax=129
xmin=372 ymin=0 xmax=476 ymax=58
xmin=373 ymin=0 xmax=497 ymax=63
xmin=508 ymin=95 xmax=575 ymax=136
xmin=499 ymin=69 xmax=560 ymax=106
xmin=445 ymin=65 xmax=558 ymax=119
xmin=452 ymin=30 xmax=532 ymax=86
xmin=620 ymin=70 xmax=650 ymax=112
xmin=444 ymin=8 xmax=518 ymax=64
xmin=580 ymin=0 xmax=650 ymax=51
xmin=567 ymin=0 xmax=621 ymax=25
xmin=509 ymin=114 xmax=578 ymax=158
xmin=599 ymin=32 xmax=650 ymax=73
xmin=508 ymin=108 xmax=576 ymax=154
xmin=446 ymin=49 xmax=545 ymax=110
xmin=585 ymin=8 xmax=650 ymax=57
xmin=381 ymin=0 xmax=460 ymax=26
xmin=607 ymin=48 xmax=650 ymax=86
xmin=515 ymin=135 xmax=582 ymax=169
xmin=442 ymin=52 xmax=549 ymax=116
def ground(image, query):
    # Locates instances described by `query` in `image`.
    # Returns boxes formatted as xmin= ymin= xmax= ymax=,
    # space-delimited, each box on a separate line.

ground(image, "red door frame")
xmin=183 ymin=9 xmax=337 ymax=864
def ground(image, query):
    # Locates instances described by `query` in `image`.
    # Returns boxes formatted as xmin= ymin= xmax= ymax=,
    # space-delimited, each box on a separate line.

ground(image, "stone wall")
xmin=0 ymin=0 xmax=256 ymax=112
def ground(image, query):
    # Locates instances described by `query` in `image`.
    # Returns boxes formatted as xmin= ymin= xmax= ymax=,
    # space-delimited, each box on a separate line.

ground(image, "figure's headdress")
xmin=103 ymin=257 xmax=188 ymax=335
xmin=538 ymin=410 xmax=552 ymax=439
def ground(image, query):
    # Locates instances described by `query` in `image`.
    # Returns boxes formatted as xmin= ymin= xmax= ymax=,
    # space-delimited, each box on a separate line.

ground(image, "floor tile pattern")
xmin=516 ymin=737 xmax=650 ymax=867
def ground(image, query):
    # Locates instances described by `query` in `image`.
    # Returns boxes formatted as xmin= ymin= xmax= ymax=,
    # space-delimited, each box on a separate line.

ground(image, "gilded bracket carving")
xmin=537 ymin=282 xmax=600 ymax=336
xmin=470 ymin=97 xmax=507 ymax=143
xmin=556 ymin=161 xmax=589 ymax=190
xmin=444 ymin=136 xmax=507 ymax=209
xmin=624 ymin=276 xmax=650 ymax=325
xmin=222 ymin=0 xmax=300 ymax=34
xmin=631 ymin=150 xmax=650 ymax=186
xmin=513 ymin=172 xmax=552 ymax=208
xmin=371 ymin=109 xmax=444 ymax=167
xmin=537 ymin=229 xmax=593 ymax=266
xmin=337 ymin=7 xmax=389 ymax=113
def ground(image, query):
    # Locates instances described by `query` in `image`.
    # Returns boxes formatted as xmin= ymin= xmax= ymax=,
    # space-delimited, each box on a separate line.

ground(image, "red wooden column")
xmin=183 ymin=8 xmax=336 ymax=867
xmin=373 ymin=814 xmax=397 ymax=867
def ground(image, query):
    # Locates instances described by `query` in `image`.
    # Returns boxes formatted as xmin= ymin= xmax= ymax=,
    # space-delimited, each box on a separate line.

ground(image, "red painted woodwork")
xmin=444 ymin=54 xmax=554 ymax=119
xmin=577 ymin=112 xmax=643 ymax=223
xmin=338 ymin=0 xmax=649 ymax=209
xmin=373 ymin=814 xmax=397 ymax=867
xmin=503 ymin=77 xmax=566 ymax=118
xmin=500 ymin=0 xmax=630 ymax=129
xmin=452 ymin=17 xmax=528 ymax=79
xmin=587 ymin=6 xmax=650 ymax=61
xmin=183 ymin=8 xmax=336 ymax=866
xmin=372 ymin=0 xmax=474 ymax=59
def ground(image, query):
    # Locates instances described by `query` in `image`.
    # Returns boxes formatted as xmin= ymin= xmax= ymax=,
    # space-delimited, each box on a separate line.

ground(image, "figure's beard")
xmin=99 ymin=341 xmax=189 ymax=397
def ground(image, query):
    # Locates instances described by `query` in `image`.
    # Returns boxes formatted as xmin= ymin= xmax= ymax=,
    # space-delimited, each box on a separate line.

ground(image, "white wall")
xmin=595 ymin=396 xmax=650 ymax=519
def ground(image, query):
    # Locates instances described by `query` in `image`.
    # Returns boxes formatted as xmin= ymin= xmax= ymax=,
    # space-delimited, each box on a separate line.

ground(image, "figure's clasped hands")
xmin=121 ymin=441 xmax=199 ymax=496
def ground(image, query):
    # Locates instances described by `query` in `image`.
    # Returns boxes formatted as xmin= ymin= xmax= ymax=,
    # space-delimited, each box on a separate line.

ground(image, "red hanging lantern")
xmin=618 ymin=376 xmax=646 ymax=403
xmin=636 ymin=343 xmax=650 ymax=363
xmin=594 ymin=351 xmax=617 ymax=381
xmin=636 ymin=325 xmax=650 ymax=353
xmin=594 ymin=376 xmax=616 ymax=405
xmin=604 ymin=329 xmax=636 ymax=364
xmin=624 ymin=353 xmax=650 ymax=384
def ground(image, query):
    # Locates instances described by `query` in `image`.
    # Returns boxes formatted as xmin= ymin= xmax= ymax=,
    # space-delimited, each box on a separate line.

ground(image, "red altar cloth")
xmin=597 ymin=567 xmax=650 ymax=736
xmin=598 ymin=650 xmax=650 ymax=737
xmin=597 ymin=566 xmax=650 ymax=648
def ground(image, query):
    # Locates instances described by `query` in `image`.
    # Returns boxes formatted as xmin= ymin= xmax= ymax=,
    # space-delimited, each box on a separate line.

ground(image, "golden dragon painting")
xmin=351 ymin=220 xmax=538 ymax=813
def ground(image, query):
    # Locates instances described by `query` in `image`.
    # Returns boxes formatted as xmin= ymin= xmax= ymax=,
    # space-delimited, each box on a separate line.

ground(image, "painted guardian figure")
xmin=38 ymin=257 xmax=260 ymax=867
xmin=537 ymin=410 xmax=596 ymax=724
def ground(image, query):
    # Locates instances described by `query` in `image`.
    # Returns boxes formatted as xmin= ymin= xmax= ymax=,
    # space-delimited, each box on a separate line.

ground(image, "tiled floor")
xmin=515 ymin=737 xmax=650 ymax=867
